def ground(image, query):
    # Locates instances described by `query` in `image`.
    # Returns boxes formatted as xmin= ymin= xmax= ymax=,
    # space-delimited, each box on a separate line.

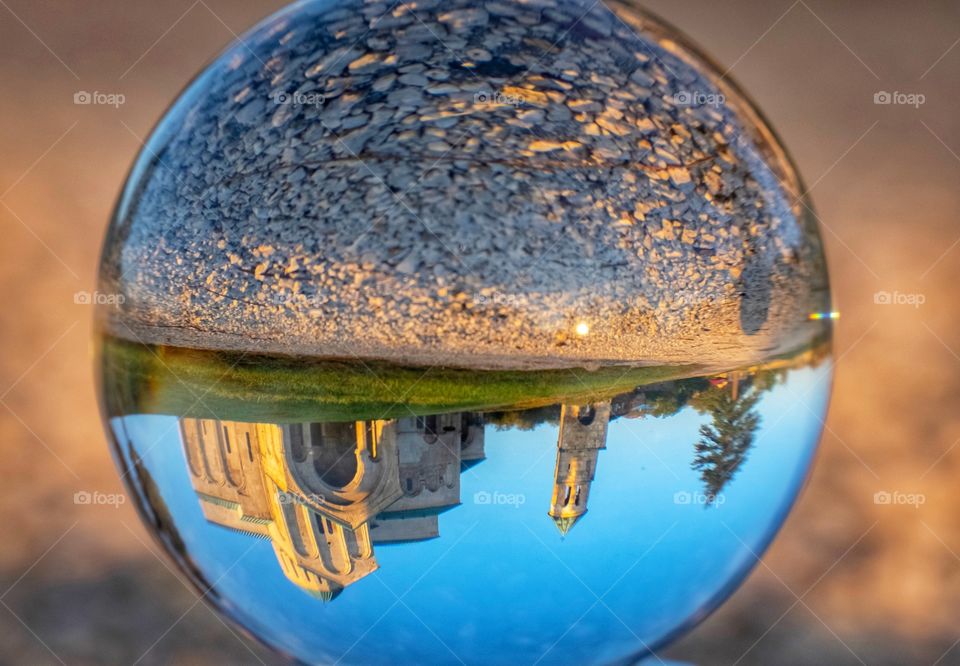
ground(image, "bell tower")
xmin=548 ymin=402 xmax=611 ymax=535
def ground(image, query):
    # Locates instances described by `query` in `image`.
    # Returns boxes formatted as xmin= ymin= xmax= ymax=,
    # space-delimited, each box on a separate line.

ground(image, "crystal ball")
xmin=96 ymin=0 xmax=833 ymax=663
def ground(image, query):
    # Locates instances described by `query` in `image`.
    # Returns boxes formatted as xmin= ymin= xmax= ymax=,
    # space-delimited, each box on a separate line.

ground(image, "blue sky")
xmin=112 ymin=364 xmax=831 ymax=665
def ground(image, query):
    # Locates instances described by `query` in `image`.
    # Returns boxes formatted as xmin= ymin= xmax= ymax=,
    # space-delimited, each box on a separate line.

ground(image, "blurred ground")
xmin=1 ymin=0 xmax=959 ymax=664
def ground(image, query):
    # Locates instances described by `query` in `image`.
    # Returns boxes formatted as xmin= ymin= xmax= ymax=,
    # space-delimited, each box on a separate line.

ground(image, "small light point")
xmin=575 ymin=322 xmax=590 ymax=337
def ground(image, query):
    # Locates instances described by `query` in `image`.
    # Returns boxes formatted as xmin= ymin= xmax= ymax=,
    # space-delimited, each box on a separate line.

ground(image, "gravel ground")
xmin=100 ymin=0 xmax=829 ymax=369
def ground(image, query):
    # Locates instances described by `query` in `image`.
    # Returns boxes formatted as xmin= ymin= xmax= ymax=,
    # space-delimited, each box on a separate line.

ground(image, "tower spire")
xmin=551 ymin=514 xmax=584 ymax=536
xmin=547 ymin=402 xmax=611 ymax=536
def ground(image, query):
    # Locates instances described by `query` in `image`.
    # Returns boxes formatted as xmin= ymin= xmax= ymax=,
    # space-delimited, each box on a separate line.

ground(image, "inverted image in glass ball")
xmin=96 ymin=1 xmax=833 ymax=664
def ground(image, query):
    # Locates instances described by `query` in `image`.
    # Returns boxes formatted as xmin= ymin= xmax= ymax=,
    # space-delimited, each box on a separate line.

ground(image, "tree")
xmin=484 ymin=404 xmax=561 ymax=431
xmin=691 ymin=385 xmax=762 ymax=502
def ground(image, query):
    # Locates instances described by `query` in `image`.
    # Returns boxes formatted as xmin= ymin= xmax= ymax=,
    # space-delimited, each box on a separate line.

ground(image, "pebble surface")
xmin=100 ymin=0 xmax=831 ymax=370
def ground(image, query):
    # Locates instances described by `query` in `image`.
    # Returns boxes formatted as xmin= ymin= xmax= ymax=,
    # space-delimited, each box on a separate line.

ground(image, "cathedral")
xmin=178 ymin=399 xmax=615 ymax=599
xmin=179 ymin=412 xmax=485 ymax=599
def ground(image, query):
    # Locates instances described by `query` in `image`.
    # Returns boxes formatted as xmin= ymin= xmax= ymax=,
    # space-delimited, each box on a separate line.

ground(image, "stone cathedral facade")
xmin=179 ymin=413 xmax=485 ymax=599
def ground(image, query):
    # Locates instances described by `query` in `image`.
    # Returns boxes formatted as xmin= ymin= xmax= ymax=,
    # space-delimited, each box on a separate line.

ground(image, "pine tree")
xmin=691 ymin=386 xmax=762 ymax=503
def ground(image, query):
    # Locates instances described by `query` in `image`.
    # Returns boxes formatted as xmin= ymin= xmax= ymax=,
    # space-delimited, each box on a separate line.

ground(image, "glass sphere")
xmin=96 ymin=0 xmax=833 ymax=664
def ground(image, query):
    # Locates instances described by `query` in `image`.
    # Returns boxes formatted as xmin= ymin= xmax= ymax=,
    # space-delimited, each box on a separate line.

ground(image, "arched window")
xmin=289 ymin=424 xmax=308 ymax=463
xmin=245 ymin=432 xmax=254 ymax=463
xmin=422 ymin=415 xmax=439 ymax=444
xmin=577 ymin=406 xmax=596 ymax=426
xmin=315 ymin=513 xmax=327 ymax=535
xmin=364 ymin=422 xmax=380 ymax=461
xmin=311 ymin=423 xmax=359 ymax=488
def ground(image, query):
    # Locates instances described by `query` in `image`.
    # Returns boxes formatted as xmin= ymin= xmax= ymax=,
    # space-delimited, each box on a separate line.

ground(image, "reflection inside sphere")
xmin=99 ymin=0 xmax=830 ymax=369
xmin=95 ymin=0 xmax=834 ymax=662
xmin=102 ymin=342 xmax=831 ymax=665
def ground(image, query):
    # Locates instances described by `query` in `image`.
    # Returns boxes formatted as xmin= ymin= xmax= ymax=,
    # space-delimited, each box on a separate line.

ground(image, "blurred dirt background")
xmin=1 ymin=0 xmax=959 ymax=664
